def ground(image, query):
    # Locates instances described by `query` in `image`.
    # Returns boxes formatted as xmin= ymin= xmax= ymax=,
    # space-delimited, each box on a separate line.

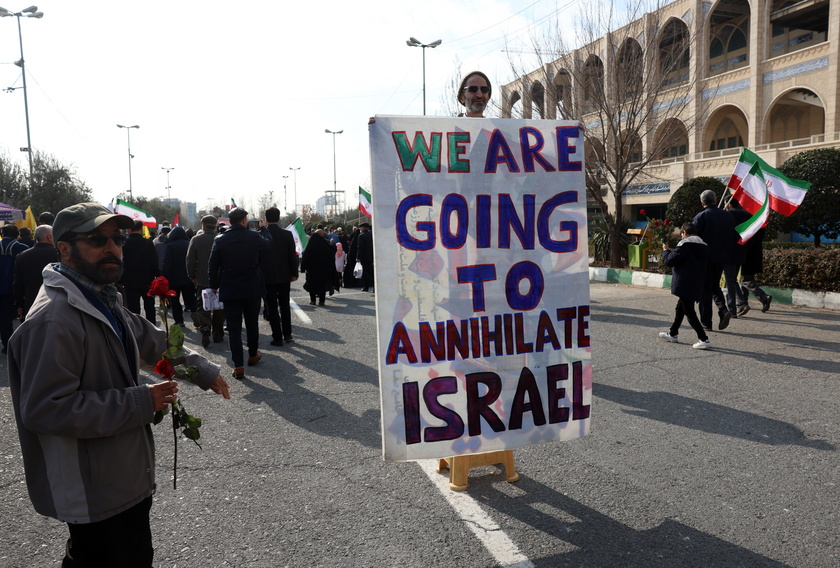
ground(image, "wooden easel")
xmin=437 ymin=450 xmax=519 ymax=491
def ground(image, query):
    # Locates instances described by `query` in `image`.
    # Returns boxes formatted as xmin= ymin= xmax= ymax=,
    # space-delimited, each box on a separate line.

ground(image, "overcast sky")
xmin=0 ymin=0 xmax=582 ymax=216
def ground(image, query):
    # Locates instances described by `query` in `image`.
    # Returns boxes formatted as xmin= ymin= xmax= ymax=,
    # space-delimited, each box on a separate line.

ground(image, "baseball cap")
xmin=53 ymin=202 xmax=134 ymax=242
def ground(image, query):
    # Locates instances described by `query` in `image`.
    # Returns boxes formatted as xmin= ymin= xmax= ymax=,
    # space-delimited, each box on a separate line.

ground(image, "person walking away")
xmin=0 ymin=225 xmax=28 ymax=353
xmin=724 ymin=199 xmax=752 ymax=317
xmin=8 ymin=202 xmax=230 ymax=567
xmin=209 ymin=208 xmax=271 ymax=380
xmin=154 ymin=226 xmax=170 ymax=271
xmin=161 ymin=226 xmax=197 ymax=326
xmin=659 ymin=222 xmax=711 ymax=349
xmin=187 ymin=215 xmax=226 ymax=347
xmin=692 ymin=190 xmax=737 ymax=331
xmin=120 ymin=221 xmax=159 ymax=324
xmin=259 ymin=207 xmax=299 ymax=345
xmin=357 ymin=222 xmax=374 ymax=292
xmin=13 ymin=224 xmax=58 ymax=321
xmin=300 ymin=225 xmax=336 ymax=306
xmin=739 ymin=223 xmax=772 ymax=314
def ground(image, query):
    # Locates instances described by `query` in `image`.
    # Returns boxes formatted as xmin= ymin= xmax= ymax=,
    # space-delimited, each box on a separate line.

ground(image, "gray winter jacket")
xmin=8 ymin=265 xmax=221 ymax=523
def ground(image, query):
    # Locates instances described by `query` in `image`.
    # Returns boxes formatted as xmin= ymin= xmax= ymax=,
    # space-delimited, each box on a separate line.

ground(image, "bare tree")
xmin=503 ymin=0 xmax=713 ymax=267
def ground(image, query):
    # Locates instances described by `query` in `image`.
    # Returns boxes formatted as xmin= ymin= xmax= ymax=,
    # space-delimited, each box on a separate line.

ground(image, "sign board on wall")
xmin=369 ymin=116 xmax=591 ymax=462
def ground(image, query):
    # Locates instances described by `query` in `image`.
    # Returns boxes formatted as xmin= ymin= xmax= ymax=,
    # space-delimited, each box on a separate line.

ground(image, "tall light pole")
xmin=117 ymin=125 xmax=140 ymax=200
xmin=324 ymin=129 xmax=343 ymax=218
xmin=0 ymin=5 xmax=44 ymax=183
xmin=161 ymin=167 xmax=174 ymax=204
xmin=406 ymin=37 xmax=441 ymax=115
xmin=289 ymin=167 xmax=300 ymax=217
xmin=282 ymin=175 xmax=289 ymax=214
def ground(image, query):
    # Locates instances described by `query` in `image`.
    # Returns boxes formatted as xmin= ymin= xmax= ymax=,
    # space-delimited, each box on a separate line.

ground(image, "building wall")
xmin=502 ymin=0 xmax=837 ymax=220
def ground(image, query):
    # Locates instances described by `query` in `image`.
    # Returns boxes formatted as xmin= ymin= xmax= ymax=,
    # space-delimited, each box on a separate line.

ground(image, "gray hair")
xmin=700 ymin=190 xmax=717 ymax=205
xmin=34 ymin=225 xmax=53 ymax=243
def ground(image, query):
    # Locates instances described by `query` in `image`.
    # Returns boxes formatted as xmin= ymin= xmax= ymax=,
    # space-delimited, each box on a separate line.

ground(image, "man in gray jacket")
xmin=187 ymin=214 xmax=226 ymax=347
xmin=8 ymin=202 xmax=230 ymax=567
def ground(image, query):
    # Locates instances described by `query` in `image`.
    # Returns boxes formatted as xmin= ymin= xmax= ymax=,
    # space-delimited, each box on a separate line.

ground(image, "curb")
xmin=589 ymin=267 xmax=840 ymax=312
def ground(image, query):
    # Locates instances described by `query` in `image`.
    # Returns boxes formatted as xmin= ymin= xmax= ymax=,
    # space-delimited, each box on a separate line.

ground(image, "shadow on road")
xmin=468 ymin=476 xmax=794 ymax=568
xmin=596 ymin=384 xmax=834 ymax=450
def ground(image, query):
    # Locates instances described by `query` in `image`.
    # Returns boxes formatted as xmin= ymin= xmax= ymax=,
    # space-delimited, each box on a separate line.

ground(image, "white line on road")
xmin=290 ymin=299 xmax=312 ymax=324
xmin=418 ymin=460 xmax=534 ymax=568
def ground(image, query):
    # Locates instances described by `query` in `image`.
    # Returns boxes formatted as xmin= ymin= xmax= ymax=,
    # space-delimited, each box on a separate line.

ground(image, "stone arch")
xmin=653 ymin=118 xmax=689 ymax=159
xmin=765 ymin=88 xmax=825 ymax=144
xmin=585 ymin=138 xmax=607 ymax=184
xmin=582 ymin=55 xmax=604 ymax=113
xmin=509 ymin=90 xmax=523 ymax=118
xmin=554 ymin=69 xmax=573 ymax=118
xmin=707 ymin=0 xmax=750 ymax=76
xmin=704 ymin=105 xmax=749 ymax=151
xmin=530 ymin=81 xmax=546 ymax=119
xmin=620 ymin=131 xmax=644 ymax=163
xmin=658 ymin=17 xmax=690 ymax=88
xmin=616 ymin=38 xmax=644 ymax=101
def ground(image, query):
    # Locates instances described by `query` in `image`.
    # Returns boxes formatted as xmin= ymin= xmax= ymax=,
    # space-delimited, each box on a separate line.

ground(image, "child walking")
xmin=659 ymin=222 xmax=711 ymax=349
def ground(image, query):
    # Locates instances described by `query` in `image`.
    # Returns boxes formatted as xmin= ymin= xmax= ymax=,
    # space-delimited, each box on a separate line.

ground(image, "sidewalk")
xmin=590 ymin=266 xmax=840 ymax=311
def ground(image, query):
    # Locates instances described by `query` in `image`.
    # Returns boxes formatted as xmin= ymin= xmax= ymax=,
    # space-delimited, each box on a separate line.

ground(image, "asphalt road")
xmin=1 ymin=282 xmax=838 ymax=567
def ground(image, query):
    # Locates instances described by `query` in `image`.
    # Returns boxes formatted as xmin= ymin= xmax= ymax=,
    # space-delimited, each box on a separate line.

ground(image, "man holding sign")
xmin=369 ymin=72 xmax=591 ymax=471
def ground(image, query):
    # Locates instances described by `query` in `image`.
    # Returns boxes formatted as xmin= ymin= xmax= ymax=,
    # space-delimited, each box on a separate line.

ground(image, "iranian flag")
xmin=114 ymin=199 xmax=156 ymax=228
xmin=358 ymin=187 xmax=372 ymax=217
xmin=727 ymin=148 xmax=810 ymax=216
xmin=735 ymin=162 xmax=770 ymax=244
xmin=285 ymin=217 xmax=309 ymax=256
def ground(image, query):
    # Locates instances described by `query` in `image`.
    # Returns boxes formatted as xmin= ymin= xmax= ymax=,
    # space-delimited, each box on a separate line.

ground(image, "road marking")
xmin=418 ymin=460 xmax=534 ymax=568
xmin=290 ymin=299 xmax=312 ymax=324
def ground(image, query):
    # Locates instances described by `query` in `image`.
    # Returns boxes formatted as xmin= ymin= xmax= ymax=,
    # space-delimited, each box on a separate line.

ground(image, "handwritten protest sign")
xmin=370 ymin=116 xmax=591 ymax=462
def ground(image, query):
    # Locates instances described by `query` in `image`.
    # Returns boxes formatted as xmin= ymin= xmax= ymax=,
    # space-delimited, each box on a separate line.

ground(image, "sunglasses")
xmin=69 ymin=234 xmax=128 ymax=248
xmin=463 ymin=85 xmax=490 ymax=94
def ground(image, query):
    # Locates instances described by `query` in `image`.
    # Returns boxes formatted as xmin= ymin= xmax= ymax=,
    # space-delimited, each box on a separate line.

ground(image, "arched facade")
xmin=766 ymin=88 xmax=825 ymax=143
xmin=705 ymin=105 xmax=749 ymax=151
xmin=708 ymin=0 xmax=751 ymax=76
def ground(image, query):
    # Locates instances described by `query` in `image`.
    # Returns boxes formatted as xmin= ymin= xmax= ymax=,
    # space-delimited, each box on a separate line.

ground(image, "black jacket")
xmin=162 ymin=227 xmax=192 ymax=289
xmin=120 ymin=232 xmax=159 ymax=292
xmin=13 ymin=242 xmax=58 ymax=316
xmin=208 ymin=224 xmax=271 ymax=301
xmin=663 ymin=237 xmax=709 ymax=302
xmin=692 ymin=205 xmax=736 ymax=264
xmin=260 ymin=224 xmax=299 ymax=285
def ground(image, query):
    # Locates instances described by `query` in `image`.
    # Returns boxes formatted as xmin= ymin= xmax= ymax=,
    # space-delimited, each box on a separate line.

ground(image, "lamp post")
xmin=289 ymin=167 xmax=300 ymax=217
xmin=406 ymin=37 xmax=441 ymax=115
xmin=282 ymin=175 xmax=289 ymax=214
xmin=161 ymin=167 xmax=174 ymax=204
xmin=117 ymin=125 xmax=140 ymax=200
xmin=324 ymin=129 xmax=343 ymax=218
xmin=0 ymin=5 xmax=44 ymax=183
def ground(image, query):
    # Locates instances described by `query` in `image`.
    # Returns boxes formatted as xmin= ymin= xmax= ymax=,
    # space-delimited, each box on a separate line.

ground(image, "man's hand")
xmin=209 ymin=376 xmax=231 ymax=399
xmin=149 ymin=380 xmax=179 ymax=412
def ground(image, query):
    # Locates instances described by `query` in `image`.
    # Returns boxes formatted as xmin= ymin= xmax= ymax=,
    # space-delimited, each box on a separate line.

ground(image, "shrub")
xmin=665 ymin=177 xmax=726 ymax=227
xmin=759 ymin=247 xmax=840 ymax=292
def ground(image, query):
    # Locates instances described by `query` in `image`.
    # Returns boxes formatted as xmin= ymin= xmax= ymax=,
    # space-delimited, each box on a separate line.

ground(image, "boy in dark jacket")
xmin=659 ymin=222 xmax=711 ymax=349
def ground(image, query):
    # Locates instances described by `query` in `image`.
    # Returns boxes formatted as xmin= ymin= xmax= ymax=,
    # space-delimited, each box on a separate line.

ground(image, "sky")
xmin=0 ymin=0 xmax=583 ymax=218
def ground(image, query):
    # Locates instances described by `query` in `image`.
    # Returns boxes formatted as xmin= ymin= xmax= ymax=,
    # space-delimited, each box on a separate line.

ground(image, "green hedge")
xmin=759 ymin=247 xmax=840 ymax=292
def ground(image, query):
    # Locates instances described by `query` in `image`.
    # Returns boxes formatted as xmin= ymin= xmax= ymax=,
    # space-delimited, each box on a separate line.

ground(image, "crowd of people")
xmin=659 ymin=190 xmax=772 ymax=349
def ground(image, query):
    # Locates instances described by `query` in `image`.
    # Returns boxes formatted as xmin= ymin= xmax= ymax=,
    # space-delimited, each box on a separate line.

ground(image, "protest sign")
xmin=370 ymin=116 xmax=591 ymax=462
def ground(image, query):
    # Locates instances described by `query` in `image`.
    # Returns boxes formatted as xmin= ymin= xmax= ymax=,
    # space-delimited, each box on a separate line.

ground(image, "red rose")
xmin=654 ymin=220 xmax=660 ymax=227
xmin=147 ymin=276 xmax=176 ymax=297
xmin=664 ymin=218 xmax=670 ymax=226
xmin=155 ymin=359 xmax=175 ymax=379
xmin=639 ymin=209 xmax=645 ymax=216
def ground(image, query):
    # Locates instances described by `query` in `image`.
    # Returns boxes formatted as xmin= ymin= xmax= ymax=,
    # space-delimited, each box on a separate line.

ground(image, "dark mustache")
xmin=97 ymin=256 xmax=123 ymax=268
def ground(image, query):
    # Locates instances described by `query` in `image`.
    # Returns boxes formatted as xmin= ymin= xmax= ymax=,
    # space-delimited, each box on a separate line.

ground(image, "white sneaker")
xmin=692 ymin=340 xmax=711 ymax=350
xmin=658 ymin=332 xmax=678 ymax=343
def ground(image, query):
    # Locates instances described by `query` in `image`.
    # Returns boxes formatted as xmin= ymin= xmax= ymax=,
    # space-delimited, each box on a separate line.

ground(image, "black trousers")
xmin=223 ymin=296 xmax=261 ymax=367
xmin=63 ymin=496 xmax=153 ymax=568
xmin=265 ymin=282 xmax=292 ymax=341
xmin=669 ymin=297 xmax=708 ymax=342
xmin=698 ymin=262 xmax=727 ymax=328
xmin=123 ymin=287 xmax=157 ymax=324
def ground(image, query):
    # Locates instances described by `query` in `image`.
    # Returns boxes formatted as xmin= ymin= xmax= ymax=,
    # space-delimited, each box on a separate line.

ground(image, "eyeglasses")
xmin=69 ymin=234 xmax=128 ymax=248
xmin=463 ymin=85 xmax=490 ymax=94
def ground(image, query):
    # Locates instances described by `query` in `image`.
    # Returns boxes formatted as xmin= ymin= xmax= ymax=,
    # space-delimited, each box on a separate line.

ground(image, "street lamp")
xmin=289 ymin=167 xmax=300 ymax=217
xmin=325 ymin=129 xmax=343 ymax=218
xmin=282 ymin=175 xmax=289 ymax=214
xmin=117 ymin=124 xmax=140 ymax=200
xmin=161 ymin=167 xmax=174 ymax=203
xmin=0 ymin=5 xmax=44 ymax=183
xmin=406 ymin=37 xmax=441 ymax=115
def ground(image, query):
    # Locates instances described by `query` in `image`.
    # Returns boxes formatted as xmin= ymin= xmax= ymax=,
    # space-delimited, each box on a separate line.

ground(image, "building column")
xmin=748 ymin=0 xmax=768 ymax=146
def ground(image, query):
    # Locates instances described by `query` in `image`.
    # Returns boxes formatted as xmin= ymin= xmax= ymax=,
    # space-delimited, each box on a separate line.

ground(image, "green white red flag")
xmin=358 ymin=187 xmax=372 ymax=217
xmin=285 ymin=217 xmax=309 ymax=256
xmin=727 ymin=148 xmax=810 ymax=216
xmin=114 ymin=198 xmax=156 ymax=228
xmin=734 ymin=162 xmax=770 ymax=244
